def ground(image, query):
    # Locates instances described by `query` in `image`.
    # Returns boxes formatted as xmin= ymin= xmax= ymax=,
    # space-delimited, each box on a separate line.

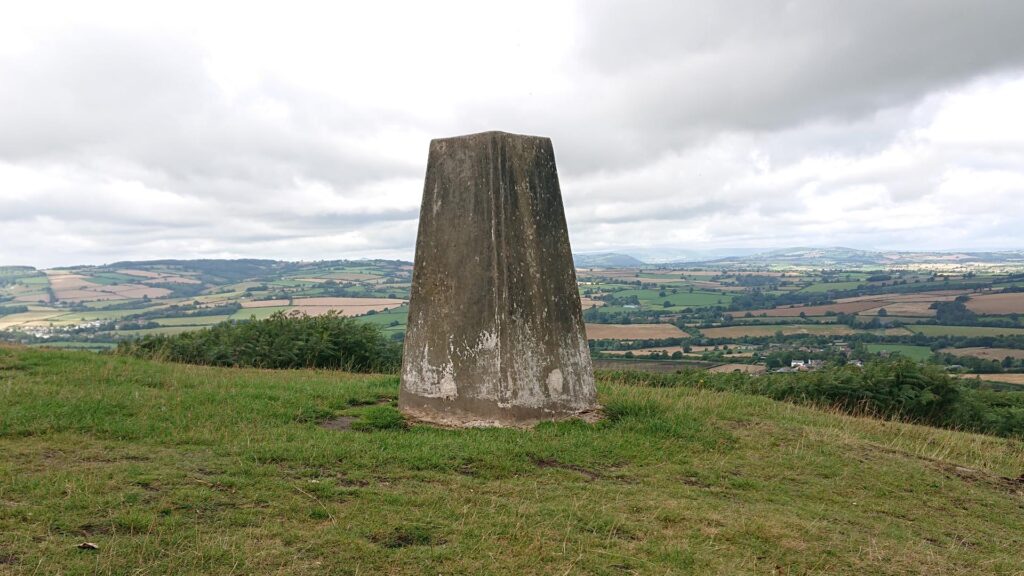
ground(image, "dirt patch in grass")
xmin=533 ymin=457 xmax=601 ymax=481
xmin=77 ymin=523 xmax=112 ymax=537
xmin=320 ymin=416 xmax=357 ymax=431
xmin=940 ymin=463 xmax=1024 ymax=496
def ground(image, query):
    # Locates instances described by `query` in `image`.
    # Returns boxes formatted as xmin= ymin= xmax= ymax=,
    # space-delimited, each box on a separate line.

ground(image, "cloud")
xmin=0 ymin=1 xmax=1023 ymax=267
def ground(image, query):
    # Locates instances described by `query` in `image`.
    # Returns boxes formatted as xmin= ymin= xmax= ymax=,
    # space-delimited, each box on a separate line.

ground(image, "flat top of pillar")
xmin=430 ymin=130 xmax=551 ymax=146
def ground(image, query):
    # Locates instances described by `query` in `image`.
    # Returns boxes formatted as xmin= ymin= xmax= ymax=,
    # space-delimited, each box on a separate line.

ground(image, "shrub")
xmin=116 ymin=311 xmax=402 ymax=373
xmin=598 ymin=358 xmax=1024 ymax=439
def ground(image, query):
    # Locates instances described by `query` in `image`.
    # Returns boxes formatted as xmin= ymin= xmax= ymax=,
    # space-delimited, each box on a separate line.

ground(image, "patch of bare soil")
xmin=77 ymin=523 xmax=112 ymax=537
xmin=532 ymin=457 xmax=601 ymax=480
xmin=320 ymin=416 xmax=357 ymax=431
xmin=943 ymin=464 xmax=1024 ymax=496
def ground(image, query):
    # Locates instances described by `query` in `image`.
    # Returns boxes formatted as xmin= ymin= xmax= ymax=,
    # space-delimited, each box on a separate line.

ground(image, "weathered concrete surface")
xmin=399 ymin=131 xmax=598 ymax=427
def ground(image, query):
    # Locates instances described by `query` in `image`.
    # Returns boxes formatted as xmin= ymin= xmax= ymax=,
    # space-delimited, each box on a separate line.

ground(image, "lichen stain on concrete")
xmin=398 ymin=131 xmax=598 ymax=427
xmin=546 ymin=369 xmax=564 ymax=396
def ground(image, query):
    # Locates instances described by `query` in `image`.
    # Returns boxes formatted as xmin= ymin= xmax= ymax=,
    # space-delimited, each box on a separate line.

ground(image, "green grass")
xmin=909 ymin=325 xmax=1024 ymax=337
xmin=0 ymin=345 xmax=1022 ymax=574
xmin=865 ymin=344 xmax=934 ymax=361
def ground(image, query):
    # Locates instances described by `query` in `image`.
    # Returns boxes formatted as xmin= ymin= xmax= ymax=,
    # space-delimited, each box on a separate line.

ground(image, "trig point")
xmin=399 ymin=131 xmax=598 ymax=427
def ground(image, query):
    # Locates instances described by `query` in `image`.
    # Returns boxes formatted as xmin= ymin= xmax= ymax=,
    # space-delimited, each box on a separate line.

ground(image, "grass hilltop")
xmin=1 ymin=345 xmax=1023 ymax=574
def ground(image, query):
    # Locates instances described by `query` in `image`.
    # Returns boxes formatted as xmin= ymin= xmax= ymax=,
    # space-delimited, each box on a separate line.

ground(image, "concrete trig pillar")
xmin=399 ymin=131 xmax=598 ymax=427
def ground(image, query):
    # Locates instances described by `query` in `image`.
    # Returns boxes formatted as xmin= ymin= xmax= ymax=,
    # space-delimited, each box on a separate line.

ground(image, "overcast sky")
xmin=2 ymin=1 xmax=1023 ymax=267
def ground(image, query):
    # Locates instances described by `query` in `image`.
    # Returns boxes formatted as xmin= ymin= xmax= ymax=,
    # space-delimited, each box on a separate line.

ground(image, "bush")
xmin=116 ymin=311 xmax=402 ymax=373
xmin=598 ymin=358 xmax=1024 ymax=439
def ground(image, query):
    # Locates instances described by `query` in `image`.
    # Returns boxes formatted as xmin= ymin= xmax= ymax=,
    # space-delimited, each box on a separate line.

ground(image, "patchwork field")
xmin=585 ymin=323 xmax=686 ymax=340
xmin=232 ymin=306 xmax=293 ymax=321
xmin=736 ymin=290 xmax=975 ymax=319
xmin=966 ymin=292 xmax=1024 ymax=314
xmin=241 ymin=299 xmax=292 ymax=308
xmin=859 ymin=302 xmax=937 ymax=317
xmin=940 ymin=347 xmax=1024 ymax=361
xmin=46 ymin=271 xmax=173 ymax=302
xmin=738 ymin=301 xmax=879 ymax=317
xmin=958 ymin=373 xmax=1024 ymax=386
xmin=707 ymin=363 xmax=766 ymax=374
xmin=0 ymin=309 xmax=67 ymax=329
xmin=6 ymin=260 xmax=1024 ymax=359
xmin=595 ymin=288 xmax=732 ymax=310
xmin=602 ymin=346 xmax=683 ymax=356
xmin=153 ymin=315 xmax=232 ymax=327
xmin=700 ymin=324 xmax=857 ymax=338
xmin=797 ymin=281 xmax=863 ymax=293
xmin=909 ymin=325 xmax=1024 ymax=337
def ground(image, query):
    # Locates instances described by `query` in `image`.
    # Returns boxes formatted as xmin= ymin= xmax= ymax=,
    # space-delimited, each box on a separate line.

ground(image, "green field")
xmin=108 ymin=325 xmax=209 ymax=337
xmin=865 ymin=344 xmax=934 ymax=361
xmin=909 ymin=325 xmax=1024 ymax=337
xmin=797 ymin=281 xmax=863 ymax=293
xmin=51 ymin=309 xmax=156 ymax=323
xmin=230 ymin=306 xmax=293 ymax=321
xmin=78 ymin=299 xmax=150 ymax=309
xmin=353 ymin=306 xmax=408 ymax=334
xmin=699 ymin=324 xmax=858 ymax=338
xmin=87 ymin=272 xmax=144 ymax=285
xmin=153 ymin=315 xmax=232 ymax=327
xmin=608 ymin=288 xmax=731 ymax=309
xmin=1 ymin=346 xmax=1022 ymax=574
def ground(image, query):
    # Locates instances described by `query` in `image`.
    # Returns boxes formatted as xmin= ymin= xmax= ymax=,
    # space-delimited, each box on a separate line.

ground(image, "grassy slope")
xmin=0 ymin=346 xmax=1022 ymax=575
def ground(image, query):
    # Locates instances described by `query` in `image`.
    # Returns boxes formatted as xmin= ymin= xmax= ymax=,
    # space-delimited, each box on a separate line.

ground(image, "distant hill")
xmin=572 ymin=252 xmax=646 ymax=268
xmin=670 ymin=247 xmax=1024 ymax=268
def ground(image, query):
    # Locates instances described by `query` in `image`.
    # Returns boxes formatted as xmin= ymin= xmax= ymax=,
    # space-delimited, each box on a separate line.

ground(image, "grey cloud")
xmin=1 ymin=1 xmax=1023 ymax=266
